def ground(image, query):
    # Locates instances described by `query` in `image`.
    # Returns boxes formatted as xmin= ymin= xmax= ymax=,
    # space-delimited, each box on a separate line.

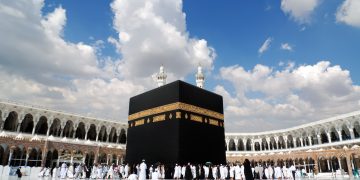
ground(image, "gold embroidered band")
xmin=128 ymin=102 xmax=224 ymax=121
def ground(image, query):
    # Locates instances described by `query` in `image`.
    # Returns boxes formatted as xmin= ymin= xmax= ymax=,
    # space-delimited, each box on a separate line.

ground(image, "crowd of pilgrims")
xmin=36 ymin=159 xmax=303 ymax=179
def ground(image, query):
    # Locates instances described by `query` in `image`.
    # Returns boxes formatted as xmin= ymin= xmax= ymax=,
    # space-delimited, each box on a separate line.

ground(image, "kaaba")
xmin=125 ymin=80 xmax=226 ymax=165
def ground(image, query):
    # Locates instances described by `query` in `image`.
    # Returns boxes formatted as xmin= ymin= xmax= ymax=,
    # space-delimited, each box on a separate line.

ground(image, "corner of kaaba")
xmin=125 ymin=80 xmax=226 ymax=165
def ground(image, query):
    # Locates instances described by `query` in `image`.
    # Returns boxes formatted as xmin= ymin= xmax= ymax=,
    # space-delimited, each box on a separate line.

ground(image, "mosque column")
xmin=225 ymin=139 xmax=230 ymax=151
xmin=338 ymin=157 xmax=342 ymax=170
xmin=317 ymin=134 xmax=322 ymax=144
xmin=16 ymin=123 xmax=21 ymax=132
xmin=84 ymin=125 xmax=90 ymax=140
xmin=300 ymin=138 xmax=304 ymax=147
xmin=243 ymin=138 xmax=247 ymax=151
xmin=72 ymin=123 xmax=78 ymax=139
xmin=25 ymin=148 xmax=31 ymax=166
xmin=8 ymin=147 xmax=14 ymax=166
xmin=266 ymin=138 xmax=271 ymax=150
xmin=327 ymin=132 xmax=332 ymax=143
xmin=32 ymin=119 xmax=39 ymax=135
xmin=318 ymin=158 xmax=322 ymax=173
xmin=259 ymin=142 xmax=263 ymax=151
xmin=251 ymin=139 xmax=255 ymax=151
xmin=59 ymin=121 xmax=65 ymax=138
xmin=106 ymin=154 xmax=110 ymax=165
xmin=337 ymin=130 xmax=343 ymax=141
xmin=346 ymin=154 xmax=353 ymax=177
xmin=57 ymin=149 xmax=62 ymax=167
xmin=83 ymin=152 xmax=87 ymax=163
xmin=116 ymin=129 xmax=121 ymax=143
xmin=116 ymin=156 xmax=120 ymax=165
xmin=234 ymin=138 xmax=239 ymax=151
xmin=284 ymin=137 xmax=288 ymax=149
xmin=349 ymin=128 xmax=355 ymax=139
xmin=96 ymin=133 xmax=99 ymax=142
xmin=327 ymin=159 xmax=331 ymax=171
xmin=293 ymin=139 xmax=297 ymax=148
xmin=16 ymin=114 xmax=24 ymax=132
xmin=308 ymin=136 xmax=313 ymax=146
xmin=303 ymin=161 xmax=307 ymax=172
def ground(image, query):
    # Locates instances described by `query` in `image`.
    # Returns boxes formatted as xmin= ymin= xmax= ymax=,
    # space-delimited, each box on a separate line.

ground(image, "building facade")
xmin=2 ymin=99 xmax=360 ymax=177
xmin=225 ymin=111 xmax=360 ymax=177
xmin=0 ymin=100 xmax=127 ymax=169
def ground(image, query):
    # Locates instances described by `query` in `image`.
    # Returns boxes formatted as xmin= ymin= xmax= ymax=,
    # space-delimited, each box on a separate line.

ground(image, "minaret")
xmin=195 ymin=65 xmax=205 ymax=88
xmin=156 ymin=65 xmax=167 ymax=87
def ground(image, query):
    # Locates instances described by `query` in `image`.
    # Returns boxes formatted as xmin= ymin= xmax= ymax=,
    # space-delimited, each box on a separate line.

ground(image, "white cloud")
xmin=110 ymin=0 xmax=216 ymax=80
xmin=336 ymin=0 xmax=360 ymax=28
xmin=280 ymin=43 xmax=293 ymax=51
xmin=0 ymin=0 xmax=216 ymax=122
xmin=281 ymin=0 xmax=320 ymax=24
xmin=258 ymin=37 xmax=273 ymax=55
xmin=217 ymin=61 xmax=360 ymax=132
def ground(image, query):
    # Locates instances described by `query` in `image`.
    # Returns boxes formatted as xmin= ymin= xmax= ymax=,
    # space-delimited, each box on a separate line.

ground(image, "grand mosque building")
xmin=0 ymin=66 xmax=359 ymax=178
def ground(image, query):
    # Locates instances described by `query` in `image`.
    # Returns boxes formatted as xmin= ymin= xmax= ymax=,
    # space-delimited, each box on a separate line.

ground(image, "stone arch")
xmin=278 ymin=136 xmax=285 ymax=149
xmin=62 ymin=120 xmax=74 ymax=138
xmin=296 ymin=137 xmax=302 ymax=147
xmin=245 ymin=139 xmax=251 ymax=151
xmin=228 ymin=139 xmax=236 ymax=151
xmin=75 ymin=122 xmax=86 ymax=139
xmin=299 ymin=158 xmax=305 ymax=167
xmin=44 ymin=149 xmax=59 ymax=168
xmin=287 ymin=135 xmax=294 ymax=148
xmin=49 ymin=118 xmax=61 ymax=136
xmin=261 ymin=138 xmax=268 ymax=150
xmin=20 ymin=113 xmax=34 ymax=133
xmin=112 ymin=154 xmax=117 ymax=164
xmin=73 ymin=150 xmax=84 ymax=164
xmin=330 ymin=156 xmax=340 ymax=171
xmin=98 ymin=153 xmax=107 ymax=164
xmin=237 ymin=138 xmax=244 ymax=151
xmin=119 ymin=129 xmax=127 ymax=144
xmin=309 ymin=131 xmax=317 ymax=145
xmin=0 ymin=144 xmax=9 ymax=166
xmin=108 ymin=127 xmax=117 ymax=143
xmin=354 ymin=121 xmax=360 ymax=138
xmin=87 ymin=124 xmax=97 ymax=141
xmin=318 ymin=156 xmax=330 ymax=172
xmin=254 ymin=142 xmax=260 ymax=151
xmin=35 ymin=116 xmax=48 ymax=135
xmin=302 ymin=135 xmax=310 ymax=146
xmin=305 ymin=157 xmax=315 ymax=173
xmin=339 ymin=156 xmax=348 ymax=172
xmin=269 ymin=137 xmax=276 ymax=149
xmin=28 ymin=147 xmax=42 ymax=167
xmin=85 ymin=151 xmax=95 ymax=167
xmin=10 ymin=145 xmax=26 ymax=166
xmin=59 ymin=149 xmax=72 ymax=165
xmin=98 ymin=125 xmax=107 ymax=142
xmin=3 ymin=111 xmax=18 ymax=131
xmin=320 ymin=129 xmax=328 ymax=144
xmin=329 ymin=127 xmax=339 ymax=142
xmin=341 ymin=124 xmax=351 ymax=140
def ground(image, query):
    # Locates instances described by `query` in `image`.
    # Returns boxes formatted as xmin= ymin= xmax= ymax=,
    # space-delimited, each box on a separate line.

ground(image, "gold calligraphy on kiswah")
xmin=128 ymin=102 xmax=224 ymax=121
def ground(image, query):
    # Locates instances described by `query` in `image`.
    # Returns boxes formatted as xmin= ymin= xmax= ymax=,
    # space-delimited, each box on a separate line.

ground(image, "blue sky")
xmin=42 ymin=0 xmax=360 ymax=87
xmin=1 ymin=0 xmax=360 ymax=132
